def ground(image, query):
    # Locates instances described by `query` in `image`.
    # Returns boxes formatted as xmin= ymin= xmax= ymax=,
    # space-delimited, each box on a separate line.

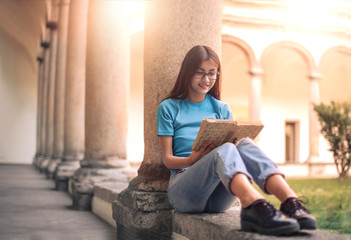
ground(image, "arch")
xmin=261 ymin=40 xmax=319 ymax=78
xmin=319 ymin=44 xmax=351 ymax=103
xmin=319 ymin=45 xmax=351 ymax=66
xmin=222 ymin=34 xmax=260 ymax=73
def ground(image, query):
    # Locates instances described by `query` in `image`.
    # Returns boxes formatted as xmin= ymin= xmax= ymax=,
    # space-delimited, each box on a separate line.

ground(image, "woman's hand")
xmin=188 ymin=139 xmax=218 ymax=165
xmin=159 ymin=136 xmax=218 ymax=169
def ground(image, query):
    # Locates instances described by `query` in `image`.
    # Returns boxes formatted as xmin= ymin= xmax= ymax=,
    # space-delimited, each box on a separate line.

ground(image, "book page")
xmin=192 ymin=119 xmax=234 ymax=151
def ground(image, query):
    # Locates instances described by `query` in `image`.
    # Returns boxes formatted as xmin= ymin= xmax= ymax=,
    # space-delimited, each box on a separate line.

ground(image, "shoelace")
xmin=282 ymin=197 xmax=310 ymax=215
xmin=255 ymin=201 xmax=277 ymax=217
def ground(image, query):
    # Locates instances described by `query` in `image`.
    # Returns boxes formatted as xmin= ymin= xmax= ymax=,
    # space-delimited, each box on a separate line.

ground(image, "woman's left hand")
xmin=188 ymin=139 xmax=218 ymax=165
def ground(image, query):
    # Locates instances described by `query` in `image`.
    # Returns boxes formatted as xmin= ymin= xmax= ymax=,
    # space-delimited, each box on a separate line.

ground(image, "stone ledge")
xmin=172 ymin=207 xmax=351 ymax=240
xmin=92 ymin=196 xmax=116 ymax=227
xmin=93 ymin=181 xmax=129 ymax=202
xmin=92 ymin=181 xmax=129 ymax=228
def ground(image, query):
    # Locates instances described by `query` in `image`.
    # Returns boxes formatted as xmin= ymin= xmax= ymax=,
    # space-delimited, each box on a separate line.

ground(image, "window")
xmin=285 ymin=121 xmax=299 ymax=163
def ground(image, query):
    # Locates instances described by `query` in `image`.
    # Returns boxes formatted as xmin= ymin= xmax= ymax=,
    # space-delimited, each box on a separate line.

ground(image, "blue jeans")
xmin=167 ymin=138 xmax=284 ymax=213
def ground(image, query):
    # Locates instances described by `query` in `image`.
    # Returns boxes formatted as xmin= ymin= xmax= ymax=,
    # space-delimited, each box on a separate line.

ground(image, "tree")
xmin=314 ymin=101 xmax=351 ymax=181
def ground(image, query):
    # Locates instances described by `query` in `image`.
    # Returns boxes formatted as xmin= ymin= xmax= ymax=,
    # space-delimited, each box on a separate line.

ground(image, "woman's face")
xmin=188 ymin=59 xmax=218 ymax=102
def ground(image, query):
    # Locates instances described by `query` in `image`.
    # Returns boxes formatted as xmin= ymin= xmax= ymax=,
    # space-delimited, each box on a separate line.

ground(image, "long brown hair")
xmin=165 ymin=45 xmax=221 ymax=100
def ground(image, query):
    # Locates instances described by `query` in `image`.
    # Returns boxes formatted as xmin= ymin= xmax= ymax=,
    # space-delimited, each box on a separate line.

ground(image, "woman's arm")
xmin=158 ymin=135 xmax=217 ymax=169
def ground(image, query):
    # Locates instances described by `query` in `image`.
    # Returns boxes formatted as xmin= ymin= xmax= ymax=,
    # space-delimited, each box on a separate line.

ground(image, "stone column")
xmin=35 ymin=36 xmax=51 ymax=169
xmin=70 ymin=0 xmax=130 ymax=210
xmin=39 ymin=2 xmax=60 ymax=172
xmin=33 ymin=48 xmax=45 ymax=167
xmin=55 ymin=0 xmax=89 ymax=191
xmin=307 ymin=72 xmax=322 ymax=163
xmin=249 ymin=68 xmax=263 ymax=122
xmin=113 ymin=0 xmax=223 ymax=238
xmin=47 ymin=0 xmax=71 ymax=179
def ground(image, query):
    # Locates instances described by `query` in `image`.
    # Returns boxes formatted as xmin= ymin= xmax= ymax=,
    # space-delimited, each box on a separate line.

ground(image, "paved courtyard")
xmin=0 ymin=164 xmax=116 ymax=240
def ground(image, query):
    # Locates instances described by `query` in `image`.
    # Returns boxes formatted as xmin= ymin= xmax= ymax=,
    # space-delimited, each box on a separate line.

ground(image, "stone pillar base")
xmin=32 ymin=154 xmax=40 ymax=166
xmin=113 ymin=177 xmax=173 ymax=240
xmin=307 ymin=155 xmax=320 ymax=163
xmin=72 ymin=192 xmax=93 ymax=211
xmin=55 ymin=160 xmax=80 ymax=191
xmin=38 ymin=156 xmax=51 ymax=173
xmin=71 ymin=167 xmax=129 ymax=211
xmin=33 ymin=154 xmax=44 ymax=169
xmin=35 ymin=156 xmax=44 ymax=169
xmin=307 ymin=155 xmax=321 ymax=177
xmin=46 ymin=158 xmax=62 ymax=179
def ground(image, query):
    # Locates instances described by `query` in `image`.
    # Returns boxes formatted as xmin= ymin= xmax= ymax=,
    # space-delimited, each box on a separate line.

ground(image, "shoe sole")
xmin=299 ymin=219 xmax=317 ymax=230
xmin=241 ymin=221 xmax=300 ymax=236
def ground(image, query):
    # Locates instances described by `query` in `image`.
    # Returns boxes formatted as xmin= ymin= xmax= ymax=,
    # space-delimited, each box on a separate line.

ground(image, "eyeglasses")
xmin=194 ymin=71 xmax=218 ymax=80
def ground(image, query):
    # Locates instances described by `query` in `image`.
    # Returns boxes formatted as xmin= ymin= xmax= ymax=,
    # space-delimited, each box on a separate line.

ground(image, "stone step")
xmin=172 ymin=207 xmax=351 ymax=240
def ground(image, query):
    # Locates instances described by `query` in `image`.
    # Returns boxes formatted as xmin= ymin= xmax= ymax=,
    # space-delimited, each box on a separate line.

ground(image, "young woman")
xmin=157 ymin=45 xmax=316 ymax=235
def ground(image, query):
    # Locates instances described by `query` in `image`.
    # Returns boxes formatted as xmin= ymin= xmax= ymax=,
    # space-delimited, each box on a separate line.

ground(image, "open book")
xmin=192 ymin=119 xmax=264 ymax=151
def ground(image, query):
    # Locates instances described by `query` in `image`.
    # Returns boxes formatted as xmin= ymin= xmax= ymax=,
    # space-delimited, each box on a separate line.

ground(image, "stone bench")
xmin=172 ymin=208 xmax=351 ymax=240
xmin=93 ymin=181 xmax=351 ymax=240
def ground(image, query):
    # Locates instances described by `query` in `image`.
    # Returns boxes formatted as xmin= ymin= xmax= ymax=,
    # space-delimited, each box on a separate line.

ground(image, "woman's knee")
xmin=215 ymin=142 xmax=240 ymax=160
xmin=215 ymin=142 xmax=242 ymax=166
xmin=235 ymin=138 xmax=257 ymax=152
xmin=236 ymin=137 xmax=254 ymax=146
xmin=219 ymin=142 xmax=237 ymax=153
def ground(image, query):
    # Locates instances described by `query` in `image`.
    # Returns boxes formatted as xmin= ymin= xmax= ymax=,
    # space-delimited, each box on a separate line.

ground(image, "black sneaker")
xmin=280 ymin=197 xmax=317 ymax=230
xmin=241 ymin=199 xmax=300 ymax=235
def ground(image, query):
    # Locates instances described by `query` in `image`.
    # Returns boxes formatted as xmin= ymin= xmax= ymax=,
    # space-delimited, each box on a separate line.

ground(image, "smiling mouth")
xmin=199 ymin=84 xmax=210 ymax=89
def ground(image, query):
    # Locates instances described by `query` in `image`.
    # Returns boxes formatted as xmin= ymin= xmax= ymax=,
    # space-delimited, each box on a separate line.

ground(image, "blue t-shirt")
xmin=157 ymin=94 xmax=232 ymax=174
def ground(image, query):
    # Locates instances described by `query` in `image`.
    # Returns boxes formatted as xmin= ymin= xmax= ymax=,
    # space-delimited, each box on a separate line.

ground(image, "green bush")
xmin=314 ymin=101 xmax=351 ymax=181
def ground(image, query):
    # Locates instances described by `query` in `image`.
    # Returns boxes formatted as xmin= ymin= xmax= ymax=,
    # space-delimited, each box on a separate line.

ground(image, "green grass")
xmin=255 ymin=177 xmax=351 ymax=236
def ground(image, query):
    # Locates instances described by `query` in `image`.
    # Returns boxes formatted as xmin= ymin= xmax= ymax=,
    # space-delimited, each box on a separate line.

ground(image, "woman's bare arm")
xmin=158 ymin=135 xmax=217 ymax=169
